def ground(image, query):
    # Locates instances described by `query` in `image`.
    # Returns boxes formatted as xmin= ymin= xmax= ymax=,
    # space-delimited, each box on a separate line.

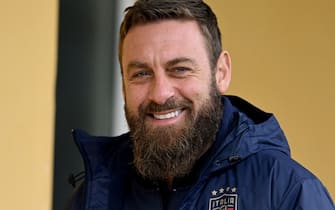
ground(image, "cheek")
xmin=125 ymin=86 xmax=148 ymax=112
xmin=179 ymin=79 xmax=211 ymax=99
xmin=178 ymin=81 xmax=211 ymax=109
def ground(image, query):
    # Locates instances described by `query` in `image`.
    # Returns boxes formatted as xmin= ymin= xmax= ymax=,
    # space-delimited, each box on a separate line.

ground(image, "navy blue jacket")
xmin=68 ymin=96 xmax=334 ymax=210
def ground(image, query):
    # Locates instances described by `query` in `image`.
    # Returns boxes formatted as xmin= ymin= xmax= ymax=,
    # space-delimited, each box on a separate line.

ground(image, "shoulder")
xmin=249 ymin=150 xmax=334 ymax=209
xmin=244 ymin=150 xmax=320 ymax=188
xmin=73 ymin=130 xmax=132 ymax=162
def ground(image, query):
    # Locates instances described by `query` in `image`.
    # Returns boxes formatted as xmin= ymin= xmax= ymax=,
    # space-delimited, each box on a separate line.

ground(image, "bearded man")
xmin=67 ymin=0 xmax=334 ymax=209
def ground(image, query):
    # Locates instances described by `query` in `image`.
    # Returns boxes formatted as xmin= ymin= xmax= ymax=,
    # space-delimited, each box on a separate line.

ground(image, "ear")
xmin=215 ymin=51 xmax=232 ymax=95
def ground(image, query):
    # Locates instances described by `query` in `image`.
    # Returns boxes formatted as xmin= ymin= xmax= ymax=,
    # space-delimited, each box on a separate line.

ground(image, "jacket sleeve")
xmin=65 ymin=182 xmax=85 ymax=210
xmin=278 ymin=178 xmax=335 ymax=210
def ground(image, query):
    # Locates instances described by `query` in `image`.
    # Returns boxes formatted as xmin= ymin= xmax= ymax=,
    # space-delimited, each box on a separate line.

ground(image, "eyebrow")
xmin=126 ymin=57 xmax=198 ymax=72
xmin=165 ymin=57 xmax=197 ymax=68
xmin=126 ymin=61 xmax=150 ymax=71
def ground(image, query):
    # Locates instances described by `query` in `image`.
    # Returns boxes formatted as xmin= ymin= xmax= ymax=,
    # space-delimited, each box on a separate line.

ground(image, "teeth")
xmin=153 ymin=110 xmax=181 ymax=120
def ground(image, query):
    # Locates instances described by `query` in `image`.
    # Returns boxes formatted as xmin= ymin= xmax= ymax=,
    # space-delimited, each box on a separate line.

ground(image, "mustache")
xmin=141 ymin=98 xmax=193 ymax=113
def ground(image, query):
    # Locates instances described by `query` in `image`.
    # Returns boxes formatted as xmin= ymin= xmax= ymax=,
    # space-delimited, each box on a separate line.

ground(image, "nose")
xmin=148 ymin=73 xmax=175 ymax=105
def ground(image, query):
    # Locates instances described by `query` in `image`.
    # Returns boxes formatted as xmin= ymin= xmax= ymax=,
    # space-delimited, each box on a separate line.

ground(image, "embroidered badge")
xmin=208 ymin=187 xmax=238 ymax=210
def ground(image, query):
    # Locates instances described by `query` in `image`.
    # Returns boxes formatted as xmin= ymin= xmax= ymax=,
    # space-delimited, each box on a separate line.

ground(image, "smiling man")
xmin=68 ymin=0 xmax=334 ymax=209
xmin=122 ymin=20 xmax=229 ymax=185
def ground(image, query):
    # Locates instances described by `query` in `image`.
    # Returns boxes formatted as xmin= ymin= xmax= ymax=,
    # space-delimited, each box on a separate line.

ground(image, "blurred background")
xmin=0 ymin=0 xmax=334 ymax=209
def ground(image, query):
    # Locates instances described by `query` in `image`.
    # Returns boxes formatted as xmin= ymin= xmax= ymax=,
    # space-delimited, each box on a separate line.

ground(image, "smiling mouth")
xmin=152 ymin=109 xmax=183 ymax=120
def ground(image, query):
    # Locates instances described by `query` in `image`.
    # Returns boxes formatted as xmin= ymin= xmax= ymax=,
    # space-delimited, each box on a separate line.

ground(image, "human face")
xmin=121 ymin=20 xmax=231 ymax=180
xmin=122 ymin=20 xmax=216 ymax=129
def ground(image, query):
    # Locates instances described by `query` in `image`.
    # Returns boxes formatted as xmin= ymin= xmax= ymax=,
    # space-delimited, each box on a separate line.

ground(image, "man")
xmin=68 ymin=0 xmax=334 ymax=209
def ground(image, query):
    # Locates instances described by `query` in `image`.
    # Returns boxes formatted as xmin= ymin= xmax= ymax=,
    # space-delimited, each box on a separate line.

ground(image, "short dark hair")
xmin=119 ymin=0 xmax=222 ymax=70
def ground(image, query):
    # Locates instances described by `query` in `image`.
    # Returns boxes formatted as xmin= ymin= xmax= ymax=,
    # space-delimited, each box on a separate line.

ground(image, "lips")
xmin=152 ymin=109 xmax=182 ymax=120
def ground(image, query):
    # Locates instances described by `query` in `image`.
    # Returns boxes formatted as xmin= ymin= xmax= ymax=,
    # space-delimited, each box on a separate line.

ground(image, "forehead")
xmin=121 ymin=20 xmax=209 ymax=67
xmin=124 ymin=19 xmax=203 ymax=42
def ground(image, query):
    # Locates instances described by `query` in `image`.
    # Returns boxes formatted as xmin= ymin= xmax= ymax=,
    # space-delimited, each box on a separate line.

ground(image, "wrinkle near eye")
xmin=128 ymin=70 xmax=153 ymax=84
xmin=167 ymin=66 xmax=193 ymax=78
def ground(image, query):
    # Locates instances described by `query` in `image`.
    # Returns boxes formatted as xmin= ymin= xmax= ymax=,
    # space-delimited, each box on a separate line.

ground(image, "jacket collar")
xmin=200 ymin=96 xmax=291 ymax=175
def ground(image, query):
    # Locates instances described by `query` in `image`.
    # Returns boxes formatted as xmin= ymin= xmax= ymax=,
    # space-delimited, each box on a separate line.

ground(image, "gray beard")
xmin=125 ymin=87 xmax=223 ymax=181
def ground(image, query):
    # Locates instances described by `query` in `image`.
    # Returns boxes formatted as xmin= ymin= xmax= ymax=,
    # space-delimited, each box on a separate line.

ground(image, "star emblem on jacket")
xmin=209 ymin=186 xmax=238 ymax=210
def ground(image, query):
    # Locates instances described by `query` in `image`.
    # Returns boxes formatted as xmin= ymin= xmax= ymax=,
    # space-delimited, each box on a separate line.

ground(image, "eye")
xmin=168 ymin=66 xmax=192 ymax=78
xmin=129 ymin=70 xmax=153 ymax=83
xmin=173 ymin=66 xmax=190 ymax=73
xmin=133 ymin=71 xmax=151 ymax=78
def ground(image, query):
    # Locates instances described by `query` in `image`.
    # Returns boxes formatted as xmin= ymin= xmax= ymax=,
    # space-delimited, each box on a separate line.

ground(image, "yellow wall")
xmin=0 ymin=0 xmax=333 ymax=209
xmin=206 ymin=0 xmax=335 ymax=198
xmin=0 ymin=0 xmax=58 ymax=210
